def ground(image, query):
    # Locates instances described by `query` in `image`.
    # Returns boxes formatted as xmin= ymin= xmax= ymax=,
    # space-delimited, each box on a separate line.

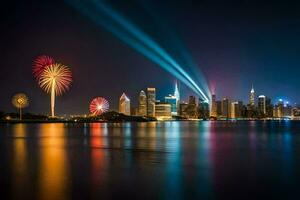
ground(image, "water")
xmin=1 ymin=121 xmax=300 ymax=199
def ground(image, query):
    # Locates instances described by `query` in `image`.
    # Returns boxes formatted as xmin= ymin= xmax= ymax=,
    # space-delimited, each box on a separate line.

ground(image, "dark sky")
xmin=1 ymin=0 xmax=300 ymax=115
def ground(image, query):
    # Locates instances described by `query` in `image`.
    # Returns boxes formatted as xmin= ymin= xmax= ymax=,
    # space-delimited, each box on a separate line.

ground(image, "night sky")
xmin=1 ymin=0 xmax=300 ymax=115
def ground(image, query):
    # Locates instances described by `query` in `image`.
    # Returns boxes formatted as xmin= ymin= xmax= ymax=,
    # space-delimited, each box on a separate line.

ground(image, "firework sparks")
xmin=33 ymin=55 xmax=55 ymax=80
xmin=90 ymin=97 xmax=109 ymax=115
xmin=12 ymin=93 xmax=29 ymax=120
xmin=38 ymin=63 xmax=72 ymax=117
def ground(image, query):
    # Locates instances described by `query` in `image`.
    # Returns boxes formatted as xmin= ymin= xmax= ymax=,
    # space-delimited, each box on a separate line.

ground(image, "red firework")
xmin=90 ymin=97 xmax=109 ymax=115
xmin=33 ymin=55 xmax=55 ymax=80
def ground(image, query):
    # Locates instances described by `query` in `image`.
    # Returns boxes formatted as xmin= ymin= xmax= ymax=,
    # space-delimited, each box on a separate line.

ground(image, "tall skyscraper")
xmin=119 ymin=93 xmax=130 ymax=115
xmin=258 ymin=95 xmax=266 ymax=115
xmin=221 ymin=98 xmax=230 ymax=118
xmin=165 ymin=95 xmax=177 ymax=115
xmin=187 ymin=96 xmax=197 ymax=118
xmin=179 ymin=102 xmax=189 ymax=118
xmin=210 ymin=94 xmax=217 ymax=118
xmin=198 ymin=99 xmax=209 ymax=119
xmin=273 ymin=99 xmax=284 ymax=118
xmin=216 ymin=100 xmax=222 ymax=116
xmin=138 ymin=90 xmax=147 ymax=116
xmin=283 ymin=102 xmax=292 ymax=117
xmin=147 ymin=88 xmax=156 ymax=117
xmin=174 ymin=81 xmax=180 ymax=112
xmin=250 ymin=85 xmax=255 ymax=107
xmin=230 ymin=101 xmax=243 ymax=118
xmin=231 ymin=102 xmax=238 ymax=118
xmin=265 ymin=97 xmax=273 ymax=118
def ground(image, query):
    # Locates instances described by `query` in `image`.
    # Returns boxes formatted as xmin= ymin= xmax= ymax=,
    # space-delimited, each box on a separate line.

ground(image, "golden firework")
xmin=38 ymin=63 xmax=72 ymax=117
xmin=12 ymin=93 xmax=29 ymax=120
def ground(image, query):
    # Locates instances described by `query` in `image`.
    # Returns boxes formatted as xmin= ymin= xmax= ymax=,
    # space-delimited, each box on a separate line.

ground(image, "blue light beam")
xmin=91 ymin=0 xmax=209 ymax=102
xmin=65 ymin=0 xmax=209 ymax=102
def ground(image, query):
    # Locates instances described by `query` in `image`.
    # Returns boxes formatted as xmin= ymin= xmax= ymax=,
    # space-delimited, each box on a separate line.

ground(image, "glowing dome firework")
xmin=38 ymin=63 xmax=72 ymax=117
xmin=33 ymin=55 xmax=55 ymax=80
xmin=90 ymin=97 xmax=109 ymax=115
xmin=12 ymin=93 xmax=29 ymax=120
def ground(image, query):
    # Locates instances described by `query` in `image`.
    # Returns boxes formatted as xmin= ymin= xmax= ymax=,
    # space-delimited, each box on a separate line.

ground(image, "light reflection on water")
xmin=1 ymin=121 xmax=300 ymax=199
xmin=12 ymin=124 xmax=28 ymax=200
xmin=37 ymin=124 xmax=70 ymax=200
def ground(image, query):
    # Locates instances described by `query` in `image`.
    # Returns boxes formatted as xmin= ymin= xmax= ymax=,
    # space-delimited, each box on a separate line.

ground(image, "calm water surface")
xmin=1 ymin=121 xmax=300 ymax=200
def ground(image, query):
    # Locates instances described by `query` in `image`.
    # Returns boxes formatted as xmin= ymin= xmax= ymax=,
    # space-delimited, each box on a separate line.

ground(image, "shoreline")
xmin=0 ymin=118 xmax=299 ymax=124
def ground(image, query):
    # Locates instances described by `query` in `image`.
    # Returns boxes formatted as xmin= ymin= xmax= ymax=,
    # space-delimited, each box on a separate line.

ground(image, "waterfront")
xmin=1 ymin=121 xmax=300 ymax=199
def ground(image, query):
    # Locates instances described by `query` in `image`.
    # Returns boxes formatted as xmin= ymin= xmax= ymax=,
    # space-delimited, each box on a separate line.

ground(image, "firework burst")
xmin=12 ymin=93 xmax=29 ymax=120
xmin=90 ymin=97 xmax=109 ymax=115
xmin=33 ymin=55 xmax=55 ymax=80
xmin=39 ymin=63 xmax=72 ymax=95
xmin=38 ymin=63 xmax=72 ymax=117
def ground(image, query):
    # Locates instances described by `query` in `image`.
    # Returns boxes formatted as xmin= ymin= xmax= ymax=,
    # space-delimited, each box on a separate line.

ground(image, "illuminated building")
xmin=216 ymin=100 xmax=222 ymax=116
xmin=221 ymin=98 xmax=230 ymax=118
xmin=283 ymin=102 xmax=292 ymax=117
xmin=131 ymin=107 xmax=139 ymax=116
xmin=198 ymin=99 xmax=209 ymax=119
xmin=250 ymin=85 xmax=255 ymax=107
xmin=210 ymin=94 xmax=217 ymax=118
xmin=265 ymin=97 xmax=273 ymax=118
xmin=174 ymin=81 xmax=180 ymax=112
xmin=231 ymin=102 xmax=238 ymax=118
xmin=230 ymin=101 xmax=243 ymax=118
xmin=138 ymin=90 xmax=147 ymax=116
xmin=292 ymin=107 xmax=300 ymax=120
xmin=187 ymin=96 xmax=197 ymax=118
xmin=155 ymin=102 xmax=172 ymax=120
xmin=165 ymin=95 xmax=177 ymax=115
xmin=179 ymin=102 xmax=189 ymax=118
xmin=119 ymin=93 xmax=130 ymax=115
xmin=258 ymin=95 xmax=266 ymax=115
xmin=147 ymin=88 xmax=156 ymax=117
xmin=273 ymin=99 xmax=284 ymax=118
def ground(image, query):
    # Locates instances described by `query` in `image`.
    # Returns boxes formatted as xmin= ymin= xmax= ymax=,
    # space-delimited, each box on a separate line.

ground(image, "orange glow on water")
xmin=12 ymin=124 xmax=28 ymax=199
xmin=90 ymin=123 xmax=107 ymax=193
xmin=37 ymin=123 xmax=69 ymax=200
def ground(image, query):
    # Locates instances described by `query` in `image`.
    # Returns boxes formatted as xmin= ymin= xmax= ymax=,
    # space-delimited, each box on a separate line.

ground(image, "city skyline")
xmin=1 ymin=78 xmax=299 ymax=116
xmin=3 ymin=2 xmax=300 ymax=199
xmin=1 ymin=1 xmax=300 ymax=114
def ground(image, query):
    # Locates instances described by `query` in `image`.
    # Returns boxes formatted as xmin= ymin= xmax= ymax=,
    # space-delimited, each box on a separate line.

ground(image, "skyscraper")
xmin=165 ymin=95 xmax=177 ymax=115
xmin=283 ymin=102 xmax=292 ymax=117
xmin=221 ymin=98 xmax=230 ymax=118
xmin=216 ymin=100 xmax=222 ymax=116
xmin=179 ymin=102 xmax=189 ymax=118
xmin=258 ymin=95 xmax=266 ymax=115
xmin=119 ymin=93 xmax=130 ymax=115
xmin=174 ymin=81 xmax=180 ymax=112
xmin=187 ymin=96 xmax=197 ymax=118
xmin=265 ymin=97 xmax=273 ymax=118
xmin=250 ymin=85 xmax=255 ymax=107
xmin=210 ymin=94 xmax=217 ymax=118
xmin=231 ymin=102 xmax=238 ymax=119
xmin=230 ymin=101 xmax=243 ymax=118
xmin=198 ymin=99 xmax=209 ymax=119
xmin=147 ymin=88 xmax=156 ymax=117
xmin=138 ymin=90 xmax=147 ymax=116
xmin=273 ymin=99 xmax=284 ymax=118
